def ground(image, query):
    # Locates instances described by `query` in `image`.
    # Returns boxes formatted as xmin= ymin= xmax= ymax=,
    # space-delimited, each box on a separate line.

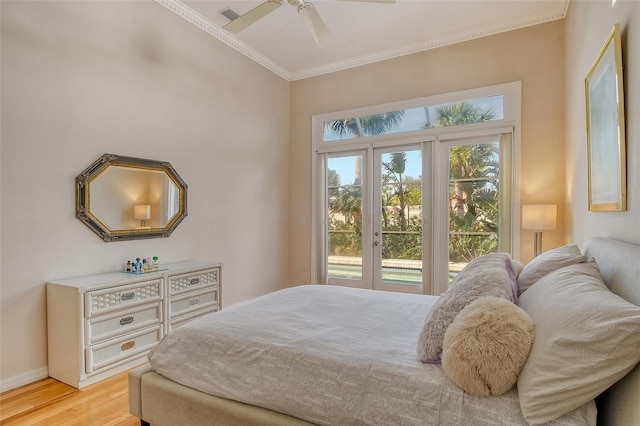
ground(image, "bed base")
xmin=129 ymin=237 xmax=640 ymax=426
xmin=129 ymin=363 xmax=314 ymax=426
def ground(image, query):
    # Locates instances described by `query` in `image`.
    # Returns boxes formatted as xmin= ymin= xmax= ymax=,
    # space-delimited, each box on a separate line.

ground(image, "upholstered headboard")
xmin=582 ymin=237 xmax=640 ymax=426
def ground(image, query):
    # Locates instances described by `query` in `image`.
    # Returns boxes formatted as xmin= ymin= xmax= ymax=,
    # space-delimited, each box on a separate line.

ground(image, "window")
xmin=312 ymin=82 xmax=521 ymax=295
xmin=322 ymin=95 xmax=504 ymax=142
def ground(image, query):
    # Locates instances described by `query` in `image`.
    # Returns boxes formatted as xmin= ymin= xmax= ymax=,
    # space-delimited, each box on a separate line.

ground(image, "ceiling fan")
xmin=222 ymin=0 xmax=395 ymax=47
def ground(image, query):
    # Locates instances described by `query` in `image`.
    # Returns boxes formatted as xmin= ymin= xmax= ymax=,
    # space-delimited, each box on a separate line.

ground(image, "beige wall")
xmin=565 ymin=0 xmax=640 ymax=246
xmin=0 ymin=1 xmax=289 ymax=389
xmin=289 ymin=21 xmax=567 ymax=286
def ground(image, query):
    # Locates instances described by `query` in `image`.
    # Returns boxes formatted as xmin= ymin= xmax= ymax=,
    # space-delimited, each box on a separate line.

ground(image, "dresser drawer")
xmin=168 ymin=306 xmax=218 ymax=333
xmin=85 ymin=278 xmax=162 ymax=317
xmin=168 ymin=268 xmax=219 ymax=297
xmin=85 ymin=325 xmax=162 ymax=373
xmin=85 ymin=301 xmax=162 ymax=345
xmin=169 ymin=287 xmax=219 ymax=319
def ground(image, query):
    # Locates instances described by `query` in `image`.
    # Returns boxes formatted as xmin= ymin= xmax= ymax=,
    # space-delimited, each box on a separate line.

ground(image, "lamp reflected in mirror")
xmin=134 ymin=204 xmax=151 ymax=228
xmin=523 ymin=205 xmax=557 ymax=257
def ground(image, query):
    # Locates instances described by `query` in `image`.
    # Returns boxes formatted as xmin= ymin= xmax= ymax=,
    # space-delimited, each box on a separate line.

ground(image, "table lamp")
xmin=522 ymin=205 xmax=557 ymax=257
xmin=134 ymin=204 xmax=151 ymax=227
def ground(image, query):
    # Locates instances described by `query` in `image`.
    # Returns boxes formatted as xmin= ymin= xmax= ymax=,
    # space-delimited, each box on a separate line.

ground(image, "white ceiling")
xmin=157 ymin=0 xmax=569 ymax=81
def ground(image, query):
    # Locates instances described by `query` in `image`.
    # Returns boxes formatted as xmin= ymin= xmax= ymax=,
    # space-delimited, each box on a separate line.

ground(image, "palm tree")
xmin=327 ymin=169 xmax=363 ymax=256
xmin=433 ymin=102 xmax=495 ymax=128
xmin=324 ymin=112 xmax=405 ymax=257
xmin=382 ymin=152 xmax=408 ymax=231
xmin=325 ymin=112 xmax=405 ymax=138
xmin=426 ymin=102 xmax=499 ymax=261
xmin=428 ymin=101 xmax=496 ymax=219
xmin=325 ymin=112 xmax=404 ymax=183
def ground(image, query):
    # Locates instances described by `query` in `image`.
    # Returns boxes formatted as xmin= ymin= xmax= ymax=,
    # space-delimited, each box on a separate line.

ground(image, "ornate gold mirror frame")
xmin=76 ymin=153 xmax=188 ymax=242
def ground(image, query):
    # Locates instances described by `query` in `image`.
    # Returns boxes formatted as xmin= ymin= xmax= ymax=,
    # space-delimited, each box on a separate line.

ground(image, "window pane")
xmin=328 ymin=156 xmax=363 ymax=280
xmin=381 ymin=233 xmax=422 ymax=285
xmin=379 ymin=150 xmax=422 ymax=286
xmin=448 ymin=142 xmax=500 ymax=280
xmin=323 ymin=95 xmax=504 ymax=142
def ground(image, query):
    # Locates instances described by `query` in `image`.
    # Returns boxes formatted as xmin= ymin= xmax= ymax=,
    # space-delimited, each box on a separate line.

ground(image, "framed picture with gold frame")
xmin=585 ymin=23 xmax=626 ymax=212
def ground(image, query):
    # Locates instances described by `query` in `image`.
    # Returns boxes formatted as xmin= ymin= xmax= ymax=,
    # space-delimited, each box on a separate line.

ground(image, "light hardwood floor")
xmin=0 ymin=370 xmax=139 ymax=426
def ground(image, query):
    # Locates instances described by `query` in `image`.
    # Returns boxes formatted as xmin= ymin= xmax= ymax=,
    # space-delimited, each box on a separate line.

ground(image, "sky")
xmin=328 ymin=150 xmax=422 ymax=186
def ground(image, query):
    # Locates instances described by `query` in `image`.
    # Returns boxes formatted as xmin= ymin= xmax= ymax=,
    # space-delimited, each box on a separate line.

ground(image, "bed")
xmin=129 ymin=237 xmax=640 ymax=425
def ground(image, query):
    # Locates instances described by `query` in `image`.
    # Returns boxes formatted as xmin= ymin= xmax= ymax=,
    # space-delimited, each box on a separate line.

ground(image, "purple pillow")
xmin=417 ymin=253 xmax=519 ymax=363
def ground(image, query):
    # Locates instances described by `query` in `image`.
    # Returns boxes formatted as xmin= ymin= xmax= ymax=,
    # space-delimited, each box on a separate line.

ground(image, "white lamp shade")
xmin=522 ymin=205 xmax=557 ymax=231
xmin=134 ymin=204 xmax=151 ymax=220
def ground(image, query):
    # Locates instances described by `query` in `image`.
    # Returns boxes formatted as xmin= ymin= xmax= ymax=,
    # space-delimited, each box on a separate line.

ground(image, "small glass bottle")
xmin=125 ymin=260 xmax=132 ymax=272
xmin=152 ymin=256 xmax=159 ymax=271
xmin=142 ymin=258 xmax=149 ymax=273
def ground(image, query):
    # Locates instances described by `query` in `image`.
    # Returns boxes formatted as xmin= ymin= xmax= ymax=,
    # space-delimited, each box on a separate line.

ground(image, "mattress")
xmin=148 ymin=285 xmax=595 ymax=426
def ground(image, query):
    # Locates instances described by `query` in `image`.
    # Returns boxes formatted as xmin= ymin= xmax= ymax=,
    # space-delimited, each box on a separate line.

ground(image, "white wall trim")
xmin=154 ymin=0 xmax=291 ymax=81
xmin=0 ymin=366 xmax=48 ymax=392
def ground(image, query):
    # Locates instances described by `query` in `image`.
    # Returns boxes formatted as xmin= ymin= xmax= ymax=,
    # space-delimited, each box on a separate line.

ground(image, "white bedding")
xmin=148 ymin=285 xmax=595 ymax=426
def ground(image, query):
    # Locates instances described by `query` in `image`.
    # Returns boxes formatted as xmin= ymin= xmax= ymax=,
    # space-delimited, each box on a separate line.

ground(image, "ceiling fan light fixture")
xmin=219 ymin=8 xmax=240 ymax=22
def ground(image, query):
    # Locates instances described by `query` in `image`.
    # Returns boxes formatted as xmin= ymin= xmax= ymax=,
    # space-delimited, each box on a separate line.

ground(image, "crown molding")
xmin=154 ymin=0 xmax=291 ymax=81
xmin=156 ymin=0 xmax=568 ymax=83
xmin=289 ymin=7 xmax=567 ymax=81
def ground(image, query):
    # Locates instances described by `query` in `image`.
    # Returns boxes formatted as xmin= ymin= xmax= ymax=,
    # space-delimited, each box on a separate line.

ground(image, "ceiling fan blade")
xmin=298 ymin=2 xmax=331 ymax=46
xmin=223 ymin=0 xmax=283 ymax=33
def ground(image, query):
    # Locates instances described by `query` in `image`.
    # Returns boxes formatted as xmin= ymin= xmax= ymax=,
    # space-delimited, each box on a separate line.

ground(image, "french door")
xmin=317 ymin=131 xmax=514 ymax=296
xmin=324 ymin=144 xmax=430 ymax=294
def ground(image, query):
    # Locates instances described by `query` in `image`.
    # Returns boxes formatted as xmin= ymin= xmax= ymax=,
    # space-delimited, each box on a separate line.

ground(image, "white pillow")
xmin=517 ymin=261 xmax=640 ymax=424
xmin=516 ymin=244 xmax=587 ymax=295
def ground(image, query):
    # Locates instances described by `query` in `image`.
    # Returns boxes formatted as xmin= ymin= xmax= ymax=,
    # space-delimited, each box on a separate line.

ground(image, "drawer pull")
xmin=189 ymin=297 xmax=200 ymax=306
xmin=121 ymin=341 xmax=135 ymax=351
xmin=119 ymin=316 xmax=134 ymax=326
xmin=189 ymin=277 xmax=200 ymax=285
xmin=120 ymin=292 xmax=135 ymax=301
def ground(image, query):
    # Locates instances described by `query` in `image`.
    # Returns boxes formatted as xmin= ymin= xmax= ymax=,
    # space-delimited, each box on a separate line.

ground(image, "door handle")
xmin=374 ymin=241 xmax=380 ymax=246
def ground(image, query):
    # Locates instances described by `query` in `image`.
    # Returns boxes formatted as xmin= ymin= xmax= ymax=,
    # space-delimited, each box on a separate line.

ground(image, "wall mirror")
xmin=76 ymin=153 xmax=188 ymax=242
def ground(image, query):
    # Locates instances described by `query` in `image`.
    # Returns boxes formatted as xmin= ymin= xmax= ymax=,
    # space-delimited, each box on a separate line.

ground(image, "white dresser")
xmin=46 ymin=260 xmax=221 ymax=388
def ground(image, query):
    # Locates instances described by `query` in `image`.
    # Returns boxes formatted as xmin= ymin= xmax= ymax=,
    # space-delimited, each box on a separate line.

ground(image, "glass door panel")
xmin=326 ymin=154 xmax=368 ymax=288
xmin=374 ymin=148 xmax=425 ymax=293
xmin=447 ymin=141 xmax=500 ymax=282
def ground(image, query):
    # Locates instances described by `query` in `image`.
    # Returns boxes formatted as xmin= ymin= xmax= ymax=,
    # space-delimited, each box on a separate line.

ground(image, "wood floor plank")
xmin=0 ymin=369 xmax=138 ymax=426
xmin=0 ymin=378 xmax=75 ymax=422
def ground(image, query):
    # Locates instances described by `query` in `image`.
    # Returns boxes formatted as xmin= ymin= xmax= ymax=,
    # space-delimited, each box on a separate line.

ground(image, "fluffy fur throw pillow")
xmin=441 ymin=296 xmax=534 ymax=397
xmin=417 ymin=253 xmax=519 ymax=363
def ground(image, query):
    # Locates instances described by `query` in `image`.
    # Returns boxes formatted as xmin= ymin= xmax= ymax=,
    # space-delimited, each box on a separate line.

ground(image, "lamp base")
xmin=533 ymin=231 xmax=543 ymax=257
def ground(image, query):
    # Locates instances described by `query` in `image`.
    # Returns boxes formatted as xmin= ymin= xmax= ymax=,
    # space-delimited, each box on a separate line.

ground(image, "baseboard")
xmin=0 ymin=366 xmax=49 ymax=393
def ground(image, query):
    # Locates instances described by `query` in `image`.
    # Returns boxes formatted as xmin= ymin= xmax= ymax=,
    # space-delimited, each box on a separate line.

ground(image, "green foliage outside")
xmin=440 ymin=103 xmax=499 ymax=262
